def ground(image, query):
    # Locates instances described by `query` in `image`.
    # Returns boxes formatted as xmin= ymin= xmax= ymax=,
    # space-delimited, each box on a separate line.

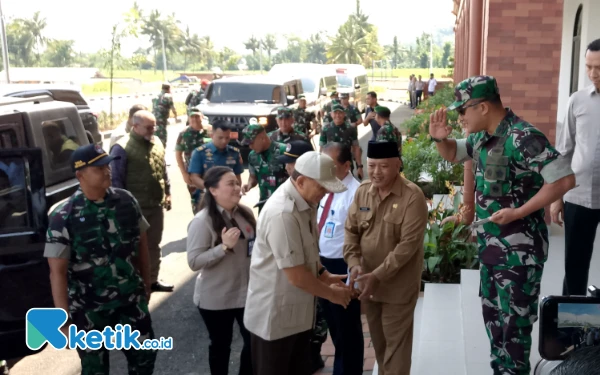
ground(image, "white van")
xmin=268 ymin=63 xmax=338 ymax=126
xmin=326 ymin=64 xmax=369 ymax=112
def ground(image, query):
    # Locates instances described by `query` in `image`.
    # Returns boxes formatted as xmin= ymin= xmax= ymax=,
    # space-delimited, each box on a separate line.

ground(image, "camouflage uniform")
xmin=268 ymin=128 xmax=308 ymax=144
xmin=152 ymin=90 xmax=175 ymax=147
xmin=175 ymin=125 xmax=209 ymax=214
xmin=185 ymin=89 xmax=204 ymax=116
xmin=449 ymin=76 xmax=574 ymax=375
xmin=247 ymin=140 xmax=289 ymax=202
xmin=45 ymin=187 xmax=157 ymax=375
xmin=376 ymin=120 xmax=403 ymax=156
xmin=293 ymin=107 xmax=316 ymax=135
xmin=342 ymin=104 xmax=361 ymax=124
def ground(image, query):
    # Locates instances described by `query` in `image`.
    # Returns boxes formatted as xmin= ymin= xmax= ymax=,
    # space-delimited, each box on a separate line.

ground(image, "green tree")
xmin=23 ymin=11 xmax=47 ymax=65
xmin=199 ymin=36 xmax=215 ymax=69
xmin=43 ymin=39 xmax=75 ymax=67
xmin=306 ymin=33 xmax=327 ymax=63
xmin=385 ymin=36 xmax=401 ymax=68
xmin=181 ymin=25 xmax=202 ymax=69
xmin=328 ymin=21 xmax=367 ymax=64
xmin=442 ymin=42 xmax=453 ymax=68
xmin=261 ymin=34 xmax=278 ymax=61
xmin=6 ymin=18 xmax=34 ymax=66
xmin=244 ymin=35 xmax=261 ymax=56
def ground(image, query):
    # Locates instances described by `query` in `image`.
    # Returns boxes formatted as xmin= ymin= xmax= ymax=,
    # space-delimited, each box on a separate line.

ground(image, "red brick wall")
xmin=484 ymin=0 xmax=563 ymax=140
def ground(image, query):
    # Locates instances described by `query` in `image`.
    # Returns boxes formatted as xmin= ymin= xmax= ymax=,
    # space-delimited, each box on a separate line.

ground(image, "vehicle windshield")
xmin=207 ymin=82 xmax=282 ymax=104
xmin=336 ymin=74 xmax=353 ymax=88
xmin=300 ymin=77 xmax=316 ymax=93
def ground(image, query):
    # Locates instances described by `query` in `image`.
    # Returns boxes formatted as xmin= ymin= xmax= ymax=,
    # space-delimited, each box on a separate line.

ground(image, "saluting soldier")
xmin=345 ymin=141 xmax=428 ymax=375
xmin=240 ymin=123 xmax=288 ymax=210
xmin=152 ymin=82 xmax=178 ymax=147
xmin=268 ymin=107 xmax=310 ymax=144
xmin=293 ymin=94 xmax=317 ymax=136
xmin=339 ymin=92 xmax=362 ymax=127
xmin=45 ymin=144 xmax=157 ymax=375
xmin=374 ymin=106 xmax=403 ymax=159
xmin=175 ymin=107 xmax=210 ymax=214
xmin=430 ymin=76 xmax=576 ymax=375
xmin=320 ymin=104 xmax=363 ymax=180
xmin=188 ymin=119 xmax=244 ymax=205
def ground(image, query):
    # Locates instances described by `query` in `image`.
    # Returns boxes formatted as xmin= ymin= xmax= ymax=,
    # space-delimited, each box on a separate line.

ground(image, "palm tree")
xmin=261 ymin=34 xmax=277 ymax=61
xmin=182 ymin=26 xmax=202 ymax=69
xmin=6 ymin=19 xmax=34 ymax=66
xmin=199 ymin=36 xmax=215 ymax=68
xmin=141 ymin=10 xmax=163 ymax=72
xmin=328 ymin=22 xmax=367 ymax=64
xmin=385 ymin=36 xmax=402 ymax=68
xmin=244 ymin=36 xmax=260 ymax=56
xmin=24 ymin=12 xmax=47 ymax=65
xmin=45 ymin=39 xmax=75 ymax=67
xmin=306 ymin=33 xmax=327 ymax=63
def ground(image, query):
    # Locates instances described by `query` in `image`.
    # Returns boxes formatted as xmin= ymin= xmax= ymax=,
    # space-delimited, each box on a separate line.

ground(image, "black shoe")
xmin=151 ymin=281 xmax=174 ymax=292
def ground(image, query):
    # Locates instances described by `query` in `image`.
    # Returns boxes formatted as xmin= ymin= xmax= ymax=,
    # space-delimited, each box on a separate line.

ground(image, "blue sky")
xmin=559 ymin=303 xmax=600 ymax=316
xmin=3 ymin=0 xmax=456 ymax=54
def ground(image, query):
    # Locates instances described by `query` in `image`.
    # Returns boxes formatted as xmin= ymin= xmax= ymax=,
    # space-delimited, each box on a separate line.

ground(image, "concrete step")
xmin=460 ymin=269 xmax=494 ymax=374
xmin=413 ymin=283 xmax=466 ymax=374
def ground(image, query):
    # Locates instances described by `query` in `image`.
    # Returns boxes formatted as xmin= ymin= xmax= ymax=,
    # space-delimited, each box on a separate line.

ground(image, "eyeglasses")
xmin=457 ymin=100 xmax=486 ymax=116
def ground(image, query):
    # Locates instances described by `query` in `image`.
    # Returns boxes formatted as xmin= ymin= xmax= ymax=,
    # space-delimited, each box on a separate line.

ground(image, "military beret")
xmin=374 ymin=106 xmax=391 ymax=118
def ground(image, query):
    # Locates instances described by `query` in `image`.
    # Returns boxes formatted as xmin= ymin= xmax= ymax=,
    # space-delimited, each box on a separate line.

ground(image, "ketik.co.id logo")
xmin=26 ymin=308 xmax=173 ymax=351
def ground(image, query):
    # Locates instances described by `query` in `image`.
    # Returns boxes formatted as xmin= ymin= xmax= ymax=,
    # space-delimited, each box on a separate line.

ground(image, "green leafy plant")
xmin=422 ymin=184 xmax=479 ymax=285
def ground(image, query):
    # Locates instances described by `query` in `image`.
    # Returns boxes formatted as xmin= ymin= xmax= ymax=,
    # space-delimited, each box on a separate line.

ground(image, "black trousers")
xmin=319 ymin=257 xmax=364 ymax=375
xmin=563 ymin=202 xmax=600 ymax=296
xmin=416 ymin=90 xmax=423 ymax=106
xmin=251 ymin=330 xmax=312 ymax=375
xmin=198 ymin=307 xmax=252 ymax=375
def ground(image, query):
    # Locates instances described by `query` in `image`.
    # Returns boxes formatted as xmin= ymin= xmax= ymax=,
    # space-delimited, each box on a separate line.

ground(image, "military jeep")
xmin=199 ymin=75 xmax=304 ymax=160
xmin=0 ymin=96 xmax=89 ymax=360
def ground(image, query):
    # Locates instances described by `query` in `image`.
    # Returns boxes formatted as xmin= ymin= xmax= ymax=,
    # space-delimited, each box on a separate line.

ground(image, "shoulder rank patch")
xmin=196 ymin=145 xmax=206 ymax=152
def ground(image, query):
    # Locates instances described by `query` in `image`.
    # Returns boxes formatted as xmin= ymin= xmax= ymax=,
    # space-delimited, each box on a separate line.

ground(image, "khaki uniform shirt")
xmin=344 ymin=176 xmax=428 ymax=304
xmin=244 ymin=179 xmax=320 ymax=340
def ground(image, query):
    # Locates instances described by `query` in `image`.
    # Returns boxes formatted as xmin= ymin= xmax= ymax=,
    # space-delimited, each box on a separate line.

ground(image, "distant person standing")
xmin=293 ymin=94 xmax=317 ymax=137
xmin=428 ymin=73 xmax=437 ymax=97
xmin=152 ymin=83 xmax=178 ymax=147
xmin=269 ymin=107 xmax=310 ymax=144
xmin=363 ymin=91 xmax=381 ymax=141
xmin=553 ymin=38 xmax=600 ymax=297
xmin=415 ymin=76 xmax=425 ymax=107
xmin=407 ymin=75 xmax=416 ymax=109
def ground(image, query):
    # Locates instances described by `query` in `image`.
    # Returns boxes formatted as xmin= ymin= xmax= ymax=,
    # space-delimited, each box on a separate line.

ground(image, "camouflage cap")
xmin=241 ymin=123 xmax=265 ymax=146
xmin=448 ymin=75 xmax=500 ymax=111
xmin=298 ymin=94 xmax=306 ymax=100
xmin=330 ymin=90 xmax=338 ymax=97
xmin=374 ymin=105 xmax=391 ymax=117
xmin=276 ymin=106 xmax=293 ymax=119
xmin=188 ymin=107 xmax=202 ymax=116
xmin=331 ymin=104 xmax=345 ymax=112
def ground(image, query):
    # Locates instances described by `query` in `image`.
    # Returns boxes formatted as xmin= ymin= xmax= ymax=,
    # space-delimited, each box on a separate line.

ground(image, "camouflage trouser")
xmin=70 ymin=295 xmax=157 ymax=375
xmin=155 ymin=122 xmax=168 ymax=147
xmin=480 ymin=263 xmax=544 ymax=375
xmin=310 ymin=300 xmax=328 ymax=368
xmin=188 ymin=185 xmax=203 ymax=215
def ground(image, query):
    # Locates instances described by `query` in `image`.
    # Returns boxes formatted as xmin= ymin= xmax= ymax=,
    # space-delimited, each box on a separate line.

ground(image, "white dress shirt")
xmin=428 ymin=78 xmax=437 ymax=92
xmin=555 ymin=85 xmax=600 ymax=209
xmin=317 ymin=173 xmax=360 ymax=259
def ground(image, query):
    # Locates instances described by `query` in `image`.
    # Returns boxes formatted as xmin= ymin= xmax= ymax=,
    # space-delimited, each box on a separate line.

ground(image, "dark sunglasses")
xmin=457 ymin=100 xmax=486 ymax=116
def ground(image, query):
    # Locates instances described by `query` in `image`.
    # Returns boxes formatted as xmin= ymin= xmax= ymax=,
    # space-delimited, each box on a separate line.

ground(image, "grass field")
xmin=100 ymin=68 xmax=452 ymax=83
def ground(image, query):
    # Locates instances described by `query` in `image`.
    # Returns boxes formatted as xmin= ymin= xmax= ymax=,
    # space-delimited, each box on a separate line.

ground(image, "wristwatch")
xmin=318 ymin=266 xmax=327 ymax=276
xmin=221 ymin=244 xmax=232 ymax=253
xmin=357 ymin=164 xmax=364 ymax=168
xmin=430 ymin=135 xmax=446 ymax=143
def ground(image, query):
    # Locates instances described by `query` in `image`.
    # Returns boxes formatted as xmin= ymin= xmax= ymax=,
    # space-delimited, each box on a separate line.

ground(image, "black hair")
xmin=199 ymin=166 xmax=256 ymax=246
xmin=486 ymin=94 xmax=503 ymax=106
xmin=587 ymin=38 xmax=600 ymax=52
xmin=291 ymin=169 xmax=303 ymax=181
xmin=322 ymin=142 xmax=352 ymax=165
xmin=367 ymin=91 xmax=377 ymax=99
xmin=212 ymin=119 xmax=231 ymax=132
xmin=551 ymin=345 xmax=600 ymax=375
xmin=129 ymin=104 xmax=147 ymax=119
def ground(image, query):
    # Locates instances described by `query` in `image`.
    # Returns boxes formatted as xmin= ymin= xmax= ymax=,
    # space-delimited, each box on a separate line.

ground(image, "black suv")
xmin=199 ymin=75 xmax=304 ymax=158
xmin=1 ymin=84 xmax=101 ymax=144
xmin=0 ymin=97 xmax=88 ymax=360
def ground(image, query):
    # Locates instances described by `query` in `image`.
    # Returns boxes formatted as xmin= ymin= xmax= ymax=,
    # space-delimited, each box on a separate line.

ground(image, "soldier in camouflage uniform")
xmin=430 ymin=76 xmax=576 ymax=375
xmin=269 ymin=106 xmax=310 ymax=145
xmin=339 ymin=92 xmax=362 ymax=127
xmin=45 ymin=144 xmax=157 ymax=375
xmin=185 ymin=89 xmax=203 ymax=116
xmin=374 ymin=105 xmax=404 ymax=171
xmin=175 ymin=107 xmax=210 ymax=214
xmin=152 ymin=83 xmax=178 ymax=147
xmin=293 ymin=94 xmax=317 ymax=136
xmin=320 ymin=104 xmax=364 ymax=180
xmin=321 ymin=89 xmax=339 ymax=120
xmin=240 ymin=123 xmax=288 ymax=211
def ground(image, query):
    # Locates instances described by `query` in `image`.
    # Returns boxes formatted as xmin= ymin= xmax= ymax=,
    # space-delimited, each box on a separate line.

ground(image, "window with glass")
xmin=570 ymin=5 xmax=583 ymax=95
xmin=41 ymin=118 xmax=80 ymax=169
xmin=0 ymin=157 xmax=28 ymax=232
